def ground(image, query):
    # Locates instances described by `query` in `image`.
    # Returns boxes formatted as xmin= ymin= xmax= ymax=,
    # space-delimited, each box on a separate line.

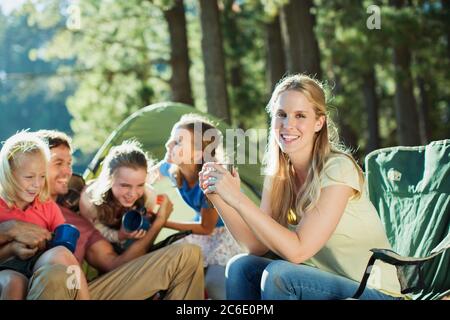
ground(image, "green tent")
xmin=365 ymin=139 xmax=450 ymax=300
xmin=83 ymin=102 xmax=264 ymax=238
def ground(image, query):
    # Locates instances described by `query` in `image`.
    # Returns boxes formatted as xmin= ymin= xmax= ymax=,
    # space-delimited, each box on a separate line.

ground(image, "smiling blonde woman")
xmin=200 ymin=74 xmax=404 ymax=300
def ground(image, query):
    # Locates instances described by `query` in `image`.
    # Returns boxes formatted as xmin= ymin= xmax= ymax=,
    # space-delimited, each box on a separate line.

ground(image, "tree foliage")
xmin=1 ymin=0 xmax=448 ymax=159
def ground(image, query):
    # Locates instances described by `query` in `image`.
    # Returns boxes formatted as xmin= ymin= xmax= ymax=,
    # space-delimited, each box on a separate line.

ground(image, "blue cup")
xmin=51 ymin=223 xmax=80 ymax=253
xmin=122 ymin=209 xmax=150 ymax=233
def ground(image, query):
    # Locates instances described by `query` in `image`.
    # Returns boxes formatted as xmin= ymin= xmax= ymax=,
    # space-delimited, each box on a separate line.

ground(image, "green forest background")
xmin=1 ymin=0 xmax=449 ymax=172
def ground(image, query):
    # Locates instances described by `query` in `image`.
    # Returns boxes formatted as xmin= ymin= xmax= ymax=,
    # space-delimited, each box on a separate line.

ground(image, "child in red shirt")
xmin=0 ymin=132 xmax=90 ymax=299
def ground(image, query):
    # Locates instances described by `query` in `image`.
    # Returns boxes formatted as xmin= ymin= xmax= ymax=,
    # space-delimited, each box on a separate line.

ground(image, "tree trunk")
xmin=443 ymin=0 xmax=450 ymax=61
xmin=417 ymin=75 xmax=431 ymax=143
xmin=198 ymin=0 xmax=230 ymax=123
xmin=392 ymin=46 xmax=421 ymax=146
xmin=332 ymin=73 xmax=359 ymax=153
xmin=279 ymin=0 xmax=321 ymax=78
xmin=222 ymin=1 xmax=242 ymax=93
xmin=164 ymin=0 xmax=194 ymax=106
xmin=222 ymin=0 xmax=247 ymax=129
xmin=265 ymin=14 xmax=286 ymax=91
xmin=138 ymin=33 xmax=152 ymax=106
xmin=362 ymin=69 xmax=380 ymax=152
xmin=391 ymin=0 xmax=421 ymax=146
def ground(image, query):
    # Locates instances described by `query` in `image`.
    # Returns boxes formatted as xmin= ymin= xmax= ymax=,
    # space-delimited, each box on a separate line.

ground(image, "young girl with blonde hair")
xmin=0 ymin=131 xmax=90 ymax=299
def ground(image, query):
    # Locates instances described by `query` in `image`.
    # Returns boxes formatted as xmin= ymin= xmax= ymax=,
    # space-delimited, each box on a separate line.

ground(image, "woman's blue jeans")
xmin=225 ymin=254 xmax=400 ymax=300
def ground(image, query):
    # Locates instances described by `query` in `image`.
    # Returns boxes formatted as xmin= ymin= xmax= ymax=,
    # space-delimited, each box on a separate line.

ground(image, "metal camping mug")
xmin=51 ymin=223 xmax=80 ymax=253
xmin=122 ymin=209 xmax=150 ymax=233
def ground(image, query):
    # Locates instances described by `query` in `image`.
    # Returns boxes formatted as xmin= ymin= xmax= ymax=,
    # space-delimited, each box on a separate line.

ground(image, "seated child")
xmin=0 ymin=132 xmax=90 ymax=299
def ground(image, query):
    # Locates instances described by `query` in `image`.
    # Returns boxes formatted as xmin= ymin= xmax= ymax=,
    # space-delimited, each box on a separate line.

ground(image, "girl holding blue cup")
xmin=79 ymin=140 xmax=172 ymax=252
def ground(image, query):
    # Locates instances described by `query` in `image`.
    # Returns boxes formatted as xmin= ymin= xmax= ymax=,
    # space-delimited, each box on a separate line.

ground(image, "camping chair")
xmin=353 ymin=139 xmax=450 ymax=300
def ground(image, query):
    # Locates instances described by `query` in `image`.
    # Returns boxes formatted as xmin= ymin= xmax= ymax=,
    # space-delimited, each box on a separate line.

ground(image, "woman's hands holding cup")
xmin=199 ymin=162 xmax=242 ymax=208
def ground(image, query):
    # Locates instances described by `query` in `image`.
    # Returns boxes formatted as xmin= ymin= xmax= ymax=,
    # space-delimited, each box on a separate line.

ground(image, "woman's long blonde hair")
xmin=263 ymin=74 xmax=363 ymax=226
xmin=0 ymin=131 xmax=51 ymax=207
xmin=89 ymin=140 xmax=154 ymax=228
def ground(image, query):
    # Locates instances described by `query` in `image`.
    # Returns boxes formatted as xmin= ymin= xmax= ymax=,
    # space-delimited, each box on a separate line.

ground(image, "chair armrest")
xmin=370 ymin=248 xmax=446 ymax=266
xmin=352 ymin=246 xmax=449 ymax=299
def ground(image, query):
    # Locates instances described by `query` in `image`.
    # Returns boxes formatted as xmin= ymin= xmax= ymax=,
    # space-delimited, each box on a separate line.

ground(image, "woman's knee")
xmin=225 ymin=254 xmax=258 ymax=280
xmin=261 ymin=262 xmax=319 ymax=299
xmin=261 ymin=260 xmax=298 ymax=291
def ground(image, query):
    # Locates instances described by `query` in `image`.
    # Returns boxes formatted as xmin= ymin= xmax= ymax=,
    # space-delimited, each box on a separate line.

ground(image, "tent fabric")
xmin=365 ymin=139 xmax=450 ymax=300
xmin=83 ymin=102 xmax=264 ymax=204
